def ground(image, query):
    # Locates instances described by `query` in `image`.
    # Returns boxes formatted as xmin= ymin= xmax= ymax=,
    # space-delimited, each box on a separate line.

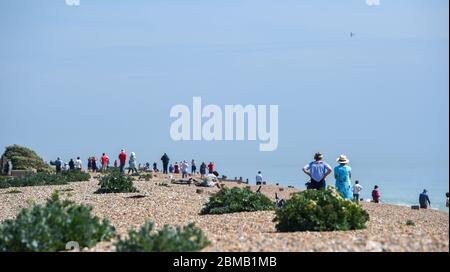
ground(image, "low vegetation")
xmin=95 ymin=170 xmax=138 ymax=194
xmin=273 ymin=188 xmax=369 ymax=232
xmin=115 ymin=222 xmax=210 ymax=252
xmin=200 ymin=186 xmax=275 ymax=215
xmin=0 ymin=192 xmax=116 ymax=252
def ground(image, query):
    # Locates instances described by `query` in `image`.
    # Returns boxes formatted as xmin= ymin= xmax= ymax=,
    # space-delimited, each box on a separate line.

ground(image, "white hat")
xmin=336 ymin=155 xmax=349 ymax=164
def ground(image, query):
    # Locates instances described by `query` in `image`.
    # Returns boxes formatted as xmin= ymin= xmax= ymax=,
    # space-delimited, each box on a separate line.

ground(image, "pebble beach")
xmin=0 ymin=173 xmax=448 ymax=252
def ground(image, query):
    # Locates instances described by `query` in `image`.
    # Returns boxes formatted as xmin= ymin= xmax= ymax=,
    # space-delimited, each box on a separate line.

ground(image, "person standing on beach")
xmin=181 ymin=160 xmax=189 ymax=179
xmin=128 ymin=152 xmax=138 ymax=174
xmin=200 ymin=162 xmax=207 ymax=178
xmin=372 ymin=185 xmax=381 ymax=203
xmin=69 ymin=159 xmax=75 ymax=171
xmin=334 ymin=155 xmax=352 ymax=200
xmin=174 ymin=162 xmax=180 ymax=174
xmin=419 ymin=189 xmax=431 ymax=209
xmin=161 ymin=153 xmax=170 ymax=174
xmin=256 ymin=171 xmax=263 ymax=185
xmin=303 ymin=152 xmax=332 ymax=190
xmin=208 ymin=162 xmax=215 ymax=174
xmin=91 ymin=156 xmax=98 ymax=173
xmin=87 ymin=157 xmax=92 ymax=172
xmin=191 ymin=159 xmax=197 ymax=175
xmin=55 ymin=157 xmax=63 ymax=174
xmin=169 ymin=164 xmax=174 ymax=173
xmin=101 ymin=153 xmax=109 ymax=172
xmin=75 ymin=157 xmax=82 ymax=170
xmin=352 ymin=180 xmax=363 ymax=203
xmin=118 ymin=149 xmax=127 ymax=174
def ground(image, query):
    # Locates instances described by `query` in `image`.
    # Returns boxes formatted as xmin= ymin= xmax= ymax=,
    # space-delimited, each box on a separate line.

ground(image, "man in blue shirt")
xmin=303 ymin=152 xmax=332 ymax=190
xmin=419 ymin=189 xmax=431 ymax=209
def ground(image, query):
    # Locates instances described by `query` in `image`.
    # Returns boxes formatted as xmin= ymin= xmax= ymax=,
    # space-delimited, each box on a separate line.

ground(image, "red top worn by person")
xmin=208 ymin=162 xmax=214 ymax=174
xmin=119 ymin=150 xmax=127 ymax=165
xmin=101 ymin=153 xmax=109 ymax=167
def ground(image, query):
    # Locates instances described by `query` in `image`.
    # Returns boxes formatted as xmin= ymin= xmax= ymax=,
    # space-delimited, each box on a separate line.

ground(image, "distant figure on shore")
xmin=334 ymin=155 xmax=352 ymax=200
xmin=118 ymin=149 xmax=127 ymax=174
xmin=128 ymin=152 xmax=138 ymax=174
xmin=87 ymin=157 xmax=92 ymax=171
xmin=64 ymin=163 xmax=70 ymax=172
xmin=352 ymin=180 xmax=363 ymax=203
xmin=101 ymin=153 xmax=109 ymax=172
xmin=153 ymin=162 xmax=158 ymax=172
xmin=446 ymin=192 xmax=449 ymax=208
xmin=208 ymin=162 xmax=215 ymax=174
xmin=91 ymin=157 xmax=98 ymax=173
xmin=169 ymin=164 xmax=174 ymax=173
xmin=256 ymin=171 xmax=263 ymax=185
xmin=181 ymin=160 xmax=189 ymax=178
xmin=55 ymin=157 xmax=62 ymax=174
xmin=419 ymin=189 xmax=431 ymax=209
xmin=303 ymin=152 xmax=332 ymax=190
xmin=75 ymin=157 xmax=82 ymax=170
xmin=114 ymin=160 xmax=118 ymax=168
xmin=68 ymin=159 xmax=75 ymax=170
xmin=372 ymin=185 xmax=381 ymax=203
xmin=200 ymin=162 xmax=207 ymax=178
xmin=174 ymin=162 xmax=180 ymax=174
xmin=191 ymin=159 xmax=197 ymax=175
xmin=161 ymin=153 xmax=170 ymax=174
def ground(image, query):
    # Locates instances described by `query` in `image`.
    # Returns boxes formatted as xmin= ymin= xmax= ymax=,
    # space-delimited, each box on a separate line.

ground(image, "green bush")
xmin=115 ymin=221 xmax=210 ymax=252
xmin=139 ymin=173 xmax=153 ymax=181
xmin=406 ymin=219 xmax=415 ymax=226
xmin=1 ymin=171 xmax=90 ymax=189
xmin=95 ymin=170 xmax=138 ymax=194
xmin=200 ymin=186 xmax=275 ymax=215
xmin=273 ymin=187 xmax=369 ymax=232
xmin=62 ymin=171 xmax=91 ymax=183
xmin=0 ymin=192 xmax=116 ymax=252
xmin=2 ymin=145 xmax=53 ymax=172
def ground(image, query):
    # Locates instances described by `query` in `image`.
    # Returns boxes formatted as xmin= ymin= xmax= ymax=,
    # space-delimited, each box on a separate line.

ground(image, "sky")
xmin=0 ymin=0 xmax=448 ymax=197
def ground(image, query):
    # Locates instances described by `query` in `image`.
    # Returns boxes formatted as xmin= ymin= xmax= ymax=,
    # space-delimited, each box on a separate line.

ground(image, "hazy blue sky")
xmin=0 ymin=1 xmax=448 ymax=188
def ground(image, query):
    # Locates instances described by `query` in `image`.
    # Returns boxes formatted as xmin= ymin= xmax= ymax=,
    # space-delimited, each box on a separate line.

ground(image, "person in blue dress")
xmin=334 ymin=155 xmax=353 ymax=200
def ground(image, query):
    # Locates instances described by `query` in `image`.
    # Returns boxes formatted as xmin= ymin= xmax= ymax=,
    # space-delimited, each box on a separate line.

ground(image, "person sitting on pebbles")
xmin=193 ymin=172 xmax=222 ymax=189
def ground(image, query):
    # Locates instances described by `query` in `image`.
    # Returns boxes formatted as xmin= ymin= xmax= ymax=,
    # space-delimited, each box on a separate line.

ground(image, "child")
xmin=352 ymin=180 xmax=363 ymax=203
xmin=372 ymin=185 xmax=381 ymax=203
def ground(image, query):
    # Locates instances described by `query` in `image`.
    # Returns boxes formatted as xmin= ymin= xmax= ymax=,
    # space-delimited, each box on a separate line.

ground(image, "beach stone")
xmin=196 ymin=189 xmax=204 ymax=194
xmin=411 ymin=205 xmax=420 ymax=210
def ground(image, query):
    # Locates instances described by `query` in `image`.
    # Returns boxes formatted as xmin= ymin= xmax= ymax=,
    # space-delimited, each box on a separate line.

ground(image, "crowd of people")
xmin=50 ymin=149 xmax=447 ymax=208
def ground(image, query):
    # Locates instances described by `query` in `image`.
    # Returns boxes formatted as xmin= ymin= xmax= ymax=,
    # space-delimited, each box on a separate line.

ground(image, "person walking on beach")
xmin=208 ymin=162 xmax=215 ymax=174
xmin=419 ymin=189 xmax=431 ymax=209
xmin=101 ymin=153 xmax=109 ymax=172
xmin=372 ymin=185 xmax=381 ymax=203
xmin=200 ymin=162 xmax=207 ymax=178
xmin=55 ymin=157 xmax=63 ymax=174
xmin=191 ymin=159 xmax=197 ymax=175
xmin=118 ymin=149 xmax=127 ymax=174
xmin=303 ymin=152 xmax=332 ymax=190
xmin=161 ymin=153 xmax=170 ymax=174
xmin=352 ymin=180 xmax=363 ymax=203
xmin=334 ymin=155 xmax=352 ymax=200
xmin=256 ymin=171 xmax=263 ymax=185
xmin=128 ymin=152 xmax=138 ymax=174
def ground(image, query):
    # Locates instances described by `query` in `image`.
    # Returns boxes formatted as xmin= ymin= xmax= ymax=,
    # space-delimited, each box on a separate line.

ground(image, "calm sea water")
xmin=218 ymin=163 xmax=449 ymax=212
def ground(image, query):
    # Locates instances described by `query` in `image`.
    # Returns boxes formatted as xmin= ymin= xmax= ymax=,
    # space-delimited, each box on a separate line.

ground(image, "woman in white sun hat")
xmin=334 ymin=155 xmax=353 ymax=200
